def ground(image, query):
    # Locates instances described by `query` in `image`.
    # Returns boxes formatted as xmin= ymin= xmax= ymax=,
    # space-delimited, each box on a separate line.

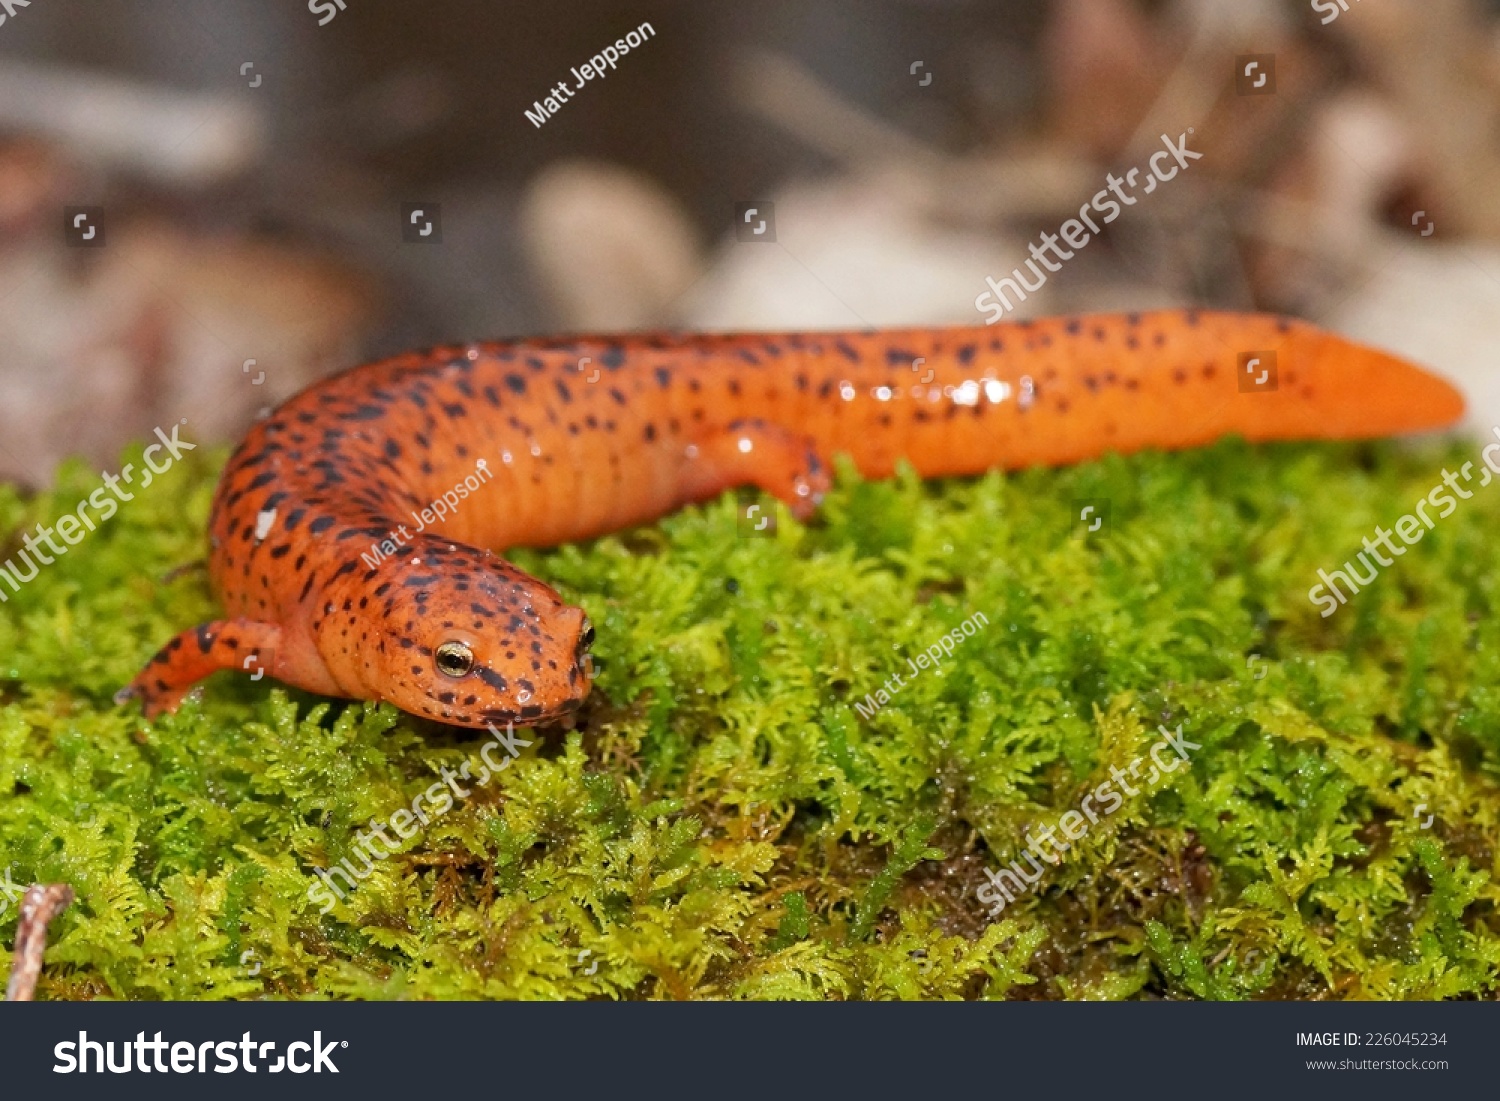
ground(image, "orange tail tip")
xmin=1258 ymin=321 xmax=1466 ymax=440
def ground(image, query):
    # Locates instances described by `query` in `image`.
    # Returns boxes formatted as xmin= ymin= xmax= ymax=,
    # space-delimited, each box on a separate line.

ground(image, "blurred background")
xmin=0 ymin=0 xmax=1497 ymax=485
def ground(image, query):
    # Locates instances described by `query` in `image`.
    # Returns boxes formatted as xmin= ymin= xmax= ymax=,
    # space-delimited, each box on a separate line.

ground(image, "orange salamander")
xmin=117 ymin=310 xmax=1464 ymax=729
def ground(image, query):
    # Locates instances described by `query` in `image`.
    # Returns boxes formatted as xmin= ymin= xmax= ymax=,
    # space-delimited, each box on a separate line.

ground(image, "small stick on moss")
xmin=5 ymin=884 xmax=75 ymax=1002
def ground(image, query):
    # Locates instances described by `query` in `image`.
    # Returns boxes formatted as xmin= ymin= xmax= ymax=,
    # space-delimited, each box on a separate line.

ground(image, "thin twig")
xmin=5 ymin=884 xmax=74 ymax=1002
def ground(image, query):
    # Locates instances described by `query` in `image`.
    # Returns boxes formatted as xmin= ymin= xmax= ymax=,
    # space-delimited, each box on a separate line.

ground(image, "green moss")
xmin=2 ymin=436 xmax=1499 ymax=1000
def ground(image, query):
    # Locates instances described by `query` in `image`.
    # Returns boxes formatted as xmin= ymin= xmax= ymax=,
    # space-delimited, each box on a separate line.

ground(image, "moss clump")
xmin=2 ymin=436 xmax=1499 ymax=1000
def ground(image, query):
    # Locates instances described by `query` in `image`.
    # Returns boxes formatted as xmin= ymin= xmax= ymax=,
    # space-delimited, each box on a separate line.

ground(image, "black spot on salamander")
xmin=727 ymin=379 xmax=741 ymax=397
xmin=555 ymin=379 xmax=573 ymax=404
xmin=1065 ymin=319 xmax=1082 ymax=335
xmin=246 ymin=471 xmax=275 ymax=491
xmin=885 ymin=348 xmax=917 ymax=367
xmin=309 ymin=516 xmax=336 ymax=535
xmin=483 ymin=385 xmax=501 ymax=407
xmin=442 ymin=402 xmax=466 ymax=418
xmin=644 ymin=423 xmax=657 ymax=442
xmin=835 ymin=341 xmax=859 ymax=363
xmin=195 ymin=625 xmax=215 ymax=653
xmin=654 ymin=367 xmax=671 ymax=389
xmin=269 ymin=544 xmax=292 ymax=559
xmin=608 ymin=387 xmax=626 ymax=405
xmin=284 ymin=508 xmax=306 ymax=531
xmin=818 ymin=380 xmax=834 ymax=399
xmin=384 ymin=439 xmax=402 ymax=460
xmin=347 ymin=405 xmax=384 ymax=421
xmin=601 ymin=346 xmax=626 ymax=370
xmin=505 ymin=373 xmax=527 ymax=394
xmin=476 ymin=667 xmax=509 ymax=692
xmin=1185 ymin=310 xmax=1200 ymax=326
xmin=332 ymin=560 xmax=358 ymax=579
xmin=737 ymin=348 xmax=759 ymax=365
xmin=957 ymin=345 xmax=976 ymax=365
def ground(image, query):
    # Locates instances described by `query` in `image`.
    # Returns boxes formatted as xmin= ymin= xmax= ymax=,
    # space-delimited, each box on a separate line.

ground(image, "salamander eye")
xmin=434 ymin=641 xmax=474 ymax=678
xmin=578 ymin=618 xmax=595 ymax=650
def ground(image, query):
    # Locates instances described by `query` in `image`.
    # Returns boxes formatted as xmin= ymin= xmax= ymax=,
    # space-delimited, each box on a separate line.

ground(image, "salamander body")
xmin=118 ymin=310 xmax=1464 ymax=728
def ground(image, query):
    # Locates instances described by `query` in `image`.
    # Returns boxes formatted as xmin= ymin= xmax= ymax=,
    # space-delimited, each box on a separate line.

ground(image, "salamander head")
xmin=369 ymin=553 xmax=595 ymax=729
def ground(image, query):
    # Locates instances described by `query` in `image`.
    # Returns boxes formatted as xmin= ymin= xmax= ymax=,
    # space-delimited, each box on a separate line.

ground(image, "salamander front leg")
xmin=115 ymin=619 xmax=285 ymax=719
xmin=679 ymin=418 xmax=832 ymax=520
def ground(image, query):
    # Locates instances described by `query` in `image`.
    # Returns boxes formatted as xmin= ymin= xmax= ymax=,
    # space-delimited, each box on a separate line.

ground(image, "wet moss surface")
xmin=1 ymin=436 xmax=1498 ymax=999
